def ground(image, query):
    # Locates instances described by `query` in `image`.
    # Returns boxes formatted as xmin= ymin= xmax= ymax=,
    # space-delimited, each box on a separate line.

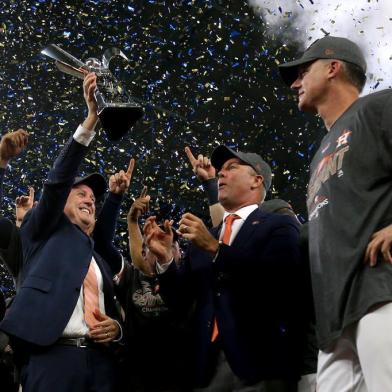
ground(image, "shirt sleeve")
xmin=73 ymin=124 xmax=96 ymax=146
xmin=113 ymin=256 xmax=125 ymax=285
xmin=112 ymin=320 xmax=123 ymax=342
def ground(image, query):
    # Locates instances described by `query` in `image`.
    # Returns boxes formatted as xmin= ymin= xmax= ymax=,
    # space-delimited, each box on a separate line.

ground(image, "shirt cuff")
xmin=155 ymin=259 xmax=173 ymax=274
xmin=212 ymin=244 xmax=221 ymax=263
xmin=113 ymin=256 xmax=125 ymax=285
xmin=112 ymin=320 xmax=123 ymax=343
xmin=73 ymin=124 xmax=96 ymax=146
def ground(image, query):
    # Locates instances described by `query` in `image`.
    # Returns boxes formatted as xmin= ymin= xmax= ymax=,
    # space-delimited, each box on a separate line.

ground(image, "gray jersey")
xmin=308 ymin=89 xmax=392 ymax=349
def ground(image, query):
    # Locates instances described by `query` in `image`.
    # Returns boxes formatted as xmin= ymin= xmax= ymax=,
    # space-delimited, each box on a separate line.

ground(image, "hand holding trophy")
xmin=41 ymin=44 xmax=143 ymax=141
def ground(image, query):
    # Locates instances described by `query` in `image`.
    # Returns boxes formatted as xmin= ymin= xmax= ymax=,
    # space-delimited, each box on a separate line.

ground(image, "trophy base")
xmin=98 ymin=104 xmax=144 ymax=141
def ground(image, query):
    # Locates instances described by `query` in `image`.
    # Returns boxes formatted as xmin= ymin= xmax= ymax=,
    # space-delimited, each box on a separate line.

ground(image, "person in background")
xmin=0 ymin=129 xmax=29 ymax=282
xmin=93 ymin=170 xmax=194 ymax=392
xmin=0 ymin=129 xmax=29 ymax=392
xmin=0 ymin=129 xmax=29 ymax=206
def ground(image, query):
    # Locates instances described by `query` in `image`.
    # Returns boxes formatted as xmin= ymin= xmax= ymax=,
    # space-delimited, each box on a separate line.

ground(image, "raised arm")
xmin=185 ymin=146 xmax=223 ymax=227
xmin=0 ymin=129 xmax=29 ymax=206
xmin=15 ymin=187 xmax=36 ymax=228
xmin=93 ymin=158 xmax=135 ymax=275
xmin=21 ymin=73 xmax=99 ymax=241
xmin=144 ymin=216 xmax=195 ymax=312
xmin=127 ymin=188 xmax=151 ymax=275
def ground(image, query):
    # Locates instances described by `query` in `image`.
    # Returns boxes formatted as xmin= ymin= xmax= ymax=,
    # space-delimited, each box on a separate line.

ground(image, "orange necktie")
xmin=83 ymin=260 xmax=99 ymax=328
xmin=211 ymin=214 xmax=240 ymax=342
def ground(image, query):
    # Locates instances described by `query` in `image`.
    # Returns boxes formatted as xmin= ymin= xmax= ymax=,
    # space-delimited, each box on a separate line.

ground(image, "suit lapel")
xmin=230 ymin=209 xmax=265 ymax=247
xmin=93 ymin=251 xmax=113 ymax=295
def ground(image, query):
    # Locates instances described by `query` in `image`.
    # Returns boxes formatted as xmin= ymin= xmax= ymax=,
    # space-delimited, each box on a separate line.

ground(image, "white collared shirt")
xmin=62 ymin=125 xmax=117 ymax=338
xmin=220 ymin=204 xmax=258 ymax=245
xmin=62 ymin=258 xmax=105 ymax=337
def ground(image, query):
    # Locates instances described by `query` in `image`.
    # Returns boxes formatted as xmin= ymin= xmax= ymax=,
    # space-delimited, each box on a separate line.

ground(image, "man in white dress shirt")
xmin=0 ymin=72 xmax=123 ymax=392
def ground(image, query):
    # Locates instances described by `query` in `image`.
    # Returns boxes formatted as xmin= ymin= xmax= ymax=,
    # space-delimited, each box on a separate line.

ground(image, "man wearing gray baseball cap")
xmin=279 ymin=35 xmax=392 ymax=391
xmin=147 ymin=144 xmax=306 ymax=391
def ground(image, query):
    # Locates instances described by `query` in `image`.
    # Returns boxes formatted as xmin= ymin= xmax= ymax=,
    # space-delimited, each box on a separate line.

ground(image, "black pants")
xmin=21 ymin=344 xmax=119 ymax=392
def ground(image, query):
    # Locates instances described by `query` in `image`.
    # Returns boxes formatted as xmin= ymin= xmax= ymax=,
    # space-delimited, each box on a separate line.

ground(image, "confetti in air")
xmin=0 ymin=1 xmax=324 ymax=296
xmin=248 ymin=0 xmax=392 ymax=91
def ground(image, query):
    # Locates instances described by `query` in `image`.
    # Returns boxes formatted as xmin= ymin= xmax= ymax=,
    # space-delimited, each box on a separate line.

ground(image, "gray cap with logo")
xmin=278 ymin=36 xmax=367 ymax=86
xmin=211 ymin=145 xmax=272 ymax=192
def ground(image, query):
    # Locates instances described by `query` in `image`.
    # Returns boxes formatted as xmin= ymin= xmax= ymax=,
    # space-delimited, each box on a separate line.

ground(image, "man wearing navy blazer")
xmin=146 ymin=145 xmax=304 ymax=391
xmin=0 ymin=72 xmax=123 ymax=392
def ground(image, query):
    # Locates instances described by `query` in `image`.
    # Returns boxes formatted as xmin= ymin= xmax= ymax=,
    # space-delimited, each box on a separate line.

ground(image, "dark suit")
xmin=158 ymin=208 xmax=305 ymax=389
xmin=0 ymin=136 xmax=122 ymax=391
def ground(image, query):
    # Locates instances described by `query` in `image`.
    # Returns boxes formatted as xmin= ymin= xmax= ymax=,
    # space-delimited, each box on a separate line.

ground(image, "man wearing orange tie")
xmin=0 ymin=72 xmax=123 ymax=391
xmin=145 ymin=145 xmax=305 ymax=392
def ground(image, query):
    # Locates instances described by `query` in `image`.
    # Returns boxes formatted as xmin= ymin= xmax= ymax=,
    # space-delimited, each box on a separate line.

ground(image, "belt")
xmin=56 ymin=337 xmax=92 ymax=348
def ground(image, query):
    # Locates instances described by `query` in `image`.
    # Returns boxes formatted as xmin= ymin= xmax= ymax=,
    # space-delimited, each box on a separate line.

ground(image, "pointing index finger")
xmin=140 ymin=185 xmax=148 ymax=198
xmin=185 ymin=146 xmax=197 ymax=165
xmin=126 ymin=158 xmax=135 ymax=177
xmin=28 ymin=187 xmax=35 ymax=201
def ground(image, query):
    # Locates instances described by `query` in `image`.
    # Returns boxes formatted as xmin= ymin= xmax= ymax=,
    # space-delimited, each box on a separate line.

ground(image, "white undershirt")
xmin=62 ymin=125 xmax=102 ymax=337
xmin=62 ymin=258 xmax=105 ymax=337
xmin=220 ymin=204 xmax=258 ymax=245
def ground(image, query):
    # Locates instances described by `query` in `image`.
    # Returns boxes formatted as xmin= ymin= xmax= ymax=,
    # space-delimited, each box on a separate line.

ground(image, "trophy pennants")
xmin=41 ymin=44 xmax=144 ymax=141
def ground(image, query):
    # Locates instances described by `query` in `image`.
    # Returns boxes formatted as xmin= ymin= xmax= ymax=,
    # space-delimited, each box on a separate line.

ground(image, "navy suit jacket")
xmin=0 ymin=137 xmax=121 ymax=346
xmin=158 ymin=208 xmax=305 ymax=385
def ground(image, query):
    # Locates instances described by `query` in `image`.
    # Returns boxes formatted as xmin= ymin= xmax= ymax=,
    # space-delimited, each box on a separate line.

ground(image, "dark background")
xmin=0 ymin=0 xmax=324 ymax=296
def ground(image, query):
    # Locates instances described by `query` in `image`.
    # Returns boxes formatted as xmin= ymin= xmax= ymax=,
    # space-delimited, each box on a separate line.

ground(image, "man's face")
xmin=64 ymin=184 xmax=96 ymax=235
xmin=290 ymin=60 xmax=330 ymax=113
xmin=218 ymin=158 xmax=261 ymax=211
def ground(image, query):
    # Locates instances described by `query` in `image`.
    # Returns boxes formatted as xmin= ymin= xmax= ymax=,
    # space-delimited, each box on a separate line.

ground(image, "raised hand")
xmin=15 ymin=186 xmax=36 ymax=227
xmin=109 ymin=158 xmax=135 ymax=195
xmin=82 ymin=72 xmax=99 ymax=130
xmin=185 ymin=146 xmax=216 ymax=182
xmin=0 ymin=129 xmax=29 ymax=167
xmin=364 ymin=224 xmax=392 ymax=266
xmin=83 ymin=72 xmax=98 ymax=114
xmin=127 ymin=185 xmax=150 ymax=222
xmin=178 ymin=212 xmax=219 ymax=255
xmin=144 ymin=216 xmax=174 ymax=263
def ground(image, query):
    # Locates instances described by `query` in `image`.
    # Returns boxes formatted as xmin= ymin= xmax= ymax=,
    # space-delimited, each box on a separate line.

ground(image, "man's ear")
xmin=251 ymin=174 xmax=263 ymax=190
xmin=327 ymin=60 xmax=343 ymax=80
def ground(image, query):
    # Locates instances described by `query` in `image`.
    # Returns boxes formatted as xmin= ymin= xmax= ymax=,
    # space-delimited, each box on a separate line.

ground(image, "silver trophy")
xmin=41 ymin=44 xmax=144 ymax=141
